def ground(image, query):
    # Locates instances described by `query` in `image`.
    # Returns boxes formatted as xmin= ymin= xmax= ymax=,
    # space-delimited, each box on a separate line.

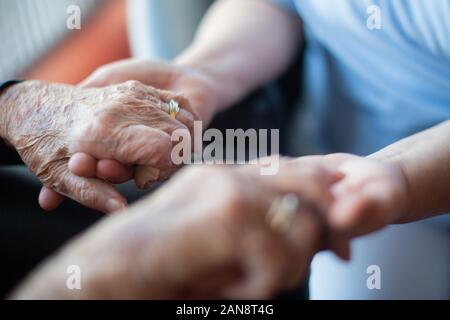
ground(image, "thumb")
xmin=39 ymin=187 xmax=65 ymax=211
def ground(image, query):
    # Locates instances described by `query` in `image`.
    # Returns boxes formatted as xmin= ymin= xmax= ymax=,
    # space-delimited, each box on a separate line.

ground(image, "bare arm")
xmin=176 ymin=0 xmax=302 ymax=113
xmin=371 ymin=120 xmax=450 ymax=222
xmin=80 ymin=0 xmax=302 ymax=123
xmin=317 ymin=121 xmax=449 ymax=237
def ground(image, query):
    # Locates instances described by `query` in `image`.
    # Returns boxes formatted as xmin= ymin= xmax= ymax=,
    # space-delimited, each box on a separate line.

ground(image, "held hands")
xmin=81 ymin=59 xmax=219 ymax=123
xmin=123 ymin=162 xmax=336 ymax=299
xmin=12 ymin=160 xmax=342 ymax=299
xmin=1 ymin=80 xmax=196 ymax=213
xmin=2 ymin=60 xmax=409 ymax=238
xmin=39 ymin=59 xmax=219 ymax=212
xmin=10 ymin=156 xmax=409 ymax=299
xmin=76 ymin=60 xmax=409 ymax=235
xmin=165 ymin=155 xmax=407 ymax=299
xmin=313 ymin=154 xmax=409 ymax=238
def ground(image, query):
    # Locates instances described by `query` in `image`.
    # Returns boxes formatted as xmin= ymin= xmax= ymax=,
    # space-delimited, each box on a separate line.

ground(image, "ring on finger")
xmin=168 ymin=99 xmax=181 ymax=119
xmin=266 ymin=193 xmax=300 ymax=234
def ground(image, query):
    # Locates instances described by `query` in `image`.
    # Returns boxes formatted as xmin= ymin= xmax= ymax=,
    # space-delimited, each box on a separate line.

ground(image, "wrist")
xmin=369 ymin=154 xmax=412 ymax=222
xmin=175 ymin=47 xmax=245 ymax=115
xmin=180 ymin=65 xmax=222 ymax=124
xmin=0 ymin=81 xmax=46 ymax=146
xmin=388 ymin=159 xmax=413 ymax=222
xmin=0 ymin=81 xmax=23 ymax=143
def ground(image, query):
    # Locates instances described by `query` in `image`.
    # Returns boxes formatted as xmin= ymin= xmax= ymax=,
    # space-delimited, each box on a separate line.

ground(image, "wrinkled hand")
xmin=316 ymin=154 xmax=409 ymax=238
xmin=81 ymin=59 xmax=219 ymax=123
xmin=65 ymin=59 xmax=219 ymax=202
xmin=0 ymin=80 xmax=194 ymax=213
xmin=12 ymin=160 xmax=345 ymax=299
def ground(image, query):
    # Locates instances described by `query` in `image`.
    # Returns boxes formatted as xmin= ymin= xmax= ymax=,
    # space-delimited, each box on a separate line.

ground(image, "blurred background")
xmin=0 ymin=0 xmax=128 ymax=83
xmin=0 ymin=0 xmax=213 ymax=83
xmin=0 ymin=0 xmax=448 ymax=300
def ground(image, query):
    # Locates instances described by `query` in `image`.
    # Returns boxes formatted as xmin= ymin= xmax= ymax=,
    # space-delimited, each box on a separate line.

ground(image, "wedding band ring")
xmin=168 ymin=99 xmax=181 ymax=119
xmin=266 ymin=194 xmax=300 ymax=234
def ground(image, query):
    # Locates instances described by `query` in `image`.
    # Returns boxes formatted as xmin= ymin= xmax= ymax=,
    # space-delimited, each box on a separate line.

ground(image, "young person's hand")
xmin=68 ymin=59 xmax=220 ymax=199
xmin=313 ymin=154 xmax=408 ymax=238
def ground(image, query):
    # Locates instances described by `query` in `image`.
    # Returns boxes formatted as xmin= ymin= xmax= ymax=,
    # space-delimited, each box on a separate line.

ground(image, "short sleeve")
xmin=268 ymin=0 xmax=297 ymax=12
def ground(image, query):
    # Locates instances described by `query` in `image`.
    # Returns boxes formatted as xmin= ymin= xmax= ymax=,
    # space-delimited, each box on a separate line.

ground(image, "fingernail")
xmin=105 ymin=198 xmax=126 ymax=213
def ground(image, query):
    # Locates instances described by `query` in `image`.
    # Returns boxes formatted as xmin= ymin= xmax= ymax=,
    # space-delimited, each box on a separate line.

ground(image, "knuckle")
xmin=119 ymin=129 xmax=171 ymax=165
xmin=98 ymin=104 xmax=121 ymax=122
xmin=177 ymin=166 xmax=247 ymax=221
xmin=148 ymin=132 xmax=171 ymax=152
xmin=181 ymin=111 xmax=195 ymax=128
xmin=124 ymin=80 xmax=142 ymax=88
xmin=75 ymin=115 xmax=109 ymax=143
xmin=149 ymin=139 xmax=172 ymax=163
xmin=124 ymin=80 xmax=147 ymax=97
xmin=114 ymin=80 xmax=144 ymax=98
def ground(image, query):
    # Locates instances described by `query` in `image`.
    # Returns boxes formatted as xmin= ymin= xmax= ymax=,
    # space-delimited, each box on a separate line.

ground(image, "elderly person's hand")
xmin=40 ymin=59 xmax=214 ymax=211
xmin=66 ymin=59 xmax=218 ymax=191
xmin=11 ymin=159 xmax=347 ymax=300
xmin=81 ymin=59 xmax=219 ymax=123
xmin=0 ymin=80 xmax=195 ymax=213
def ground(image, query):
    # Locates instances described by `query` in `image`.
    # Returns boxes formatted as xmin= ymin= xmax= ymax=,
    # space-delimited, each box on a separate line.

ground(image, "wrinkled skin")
xmin=11 ymin=159 xmax=346 ymax=300
xmin=0 ymin=80 xmax=195 ymax=213
xmin=69 ymin=61 xmax=409 ymax=236
xmin=81 ymin=59 xmax=218 ymax=123
xmin=41 ymin=59 xmax=216 ymax=211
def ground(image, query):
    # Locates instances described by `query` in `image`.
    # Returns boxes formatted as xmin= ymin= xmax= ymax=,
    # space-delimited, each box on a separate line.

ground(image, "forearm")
xmin=0 ymin=81 xmax=22 ymax=164
xmin=370 ymin=120 xmax=450 ymax=222
xmin=10 ymin=209 xmax=168 ymax=299
xmin=0 ymin=81 xmax=21 ymax=142
xmin=176 ymin=0 xmax=302 ymax=111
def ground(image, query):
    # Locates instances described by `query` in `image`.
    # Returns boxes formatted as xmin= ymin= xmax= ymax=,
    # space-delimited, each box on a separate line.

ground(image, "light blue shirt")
xmin=272 ymin=2 xmax=450 ymax=298
xmin=272 ymin=0 xmax=450 ymax=155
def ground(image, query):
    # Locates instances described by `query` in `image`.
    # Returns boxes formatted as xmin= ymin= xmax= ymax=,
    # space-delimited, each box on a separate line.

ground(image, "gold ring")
xmin=266 ymin=194 xmax=300 ymax=233
xmin=168 ymin=99 xmax=181 ymax=119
